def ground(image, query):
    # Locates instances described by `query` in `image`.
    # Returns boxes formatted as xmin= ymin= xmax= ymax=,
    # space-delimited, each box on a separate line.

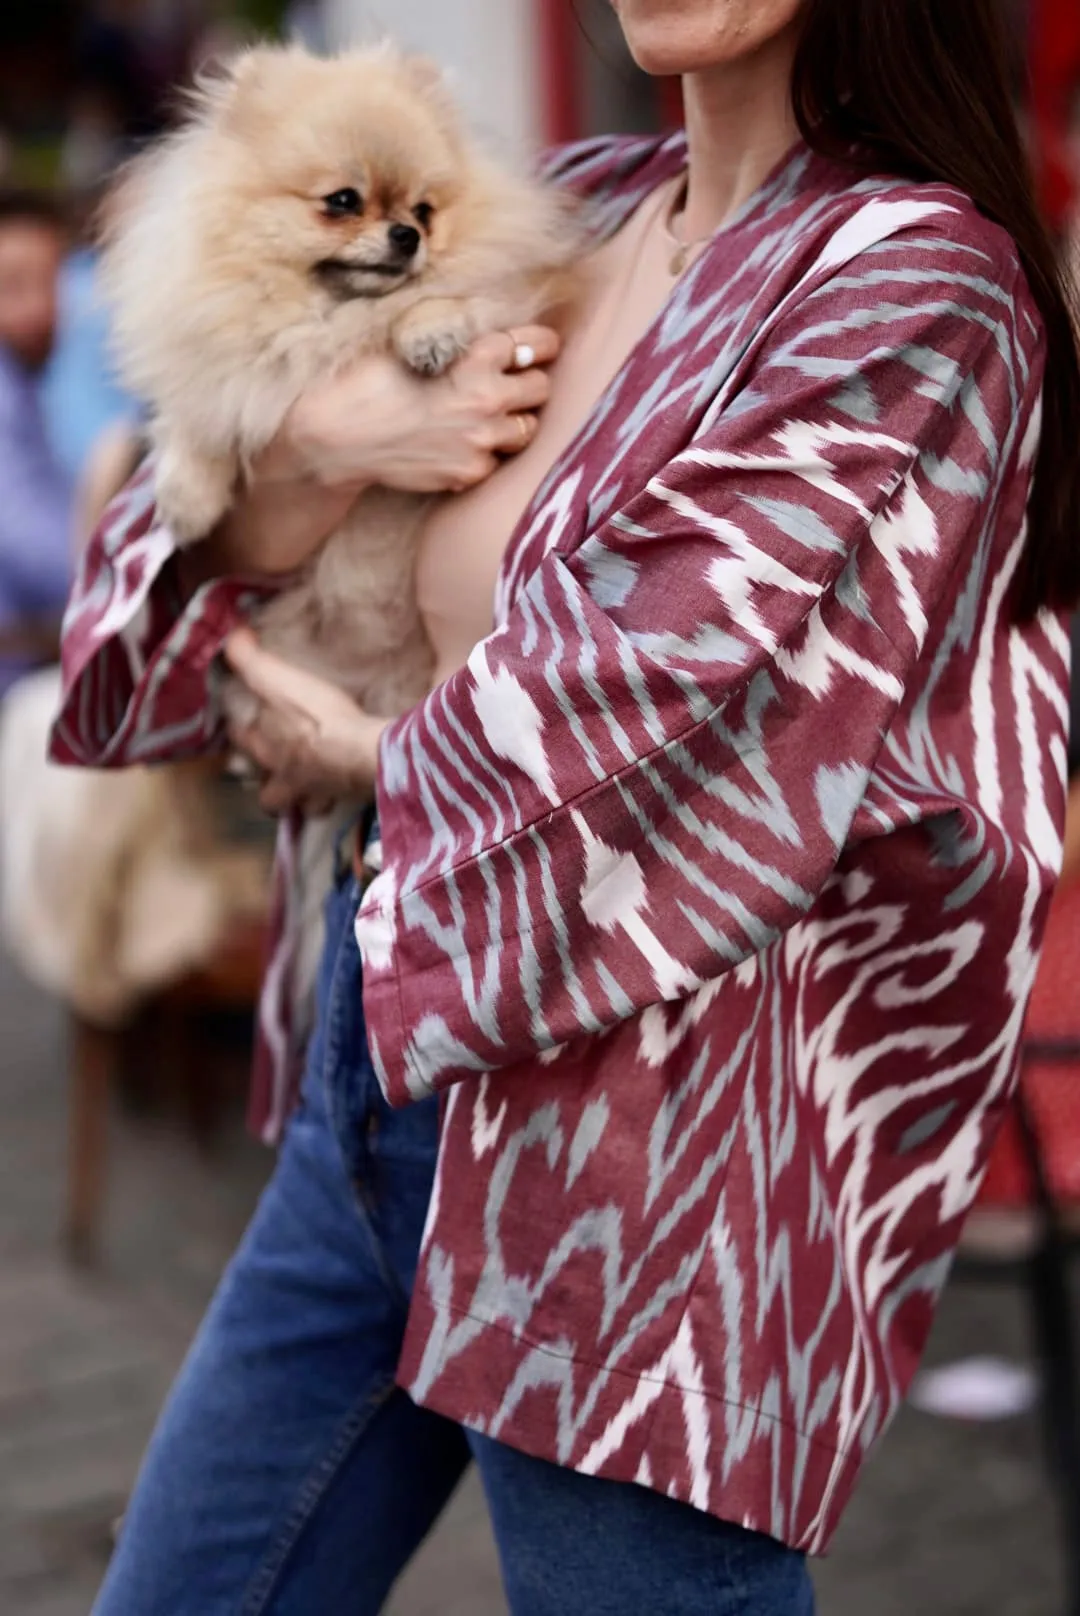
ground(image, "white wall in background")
xmin=320 ymin=0 xmax=541 ymax=152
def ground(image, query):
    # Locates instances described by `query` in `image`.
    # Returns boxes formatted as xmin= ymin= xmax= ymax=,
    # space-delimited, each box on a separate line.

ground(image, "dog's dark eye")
xmin=323 ymin=188 xmax=363 ymax=218
xmin=413 ymin=201 xmax=435 ymax=230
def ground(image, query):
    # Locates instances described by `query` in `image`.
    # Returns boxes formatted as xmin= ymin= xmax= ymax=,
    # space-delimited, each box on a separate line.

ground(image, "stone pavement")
xmin=0 ymin=940 xmax=1068 ymax=1616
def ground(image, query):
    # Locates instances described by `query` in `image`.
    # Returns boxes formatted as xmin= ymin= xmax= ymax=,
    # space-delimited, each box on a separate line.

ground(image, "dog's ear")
xmin=395 ymin=52 xmax=466 ymax=144
xmin=398 ymin=54 xmax=447 ymax=98
xmin=189 ymin=46 xmax=247 ymax=103
xmin=188 ymin=44 xmax=288 ymax=131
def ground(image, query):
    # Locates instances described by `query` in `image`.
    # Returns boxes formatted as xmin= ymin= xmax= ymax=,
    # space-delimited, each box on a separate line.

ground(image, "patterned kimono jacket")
xmin=51 ymin=134 xmax=1070 ymax=1553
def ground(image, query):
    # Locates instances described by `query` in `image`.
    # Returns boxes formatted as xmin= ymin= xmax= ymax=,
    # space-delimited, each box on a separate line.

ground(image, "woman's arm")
xmin=49 ymin=330 xmax=558 ymax=770
xmin=357 ymin=227 xmax=1043 ymax=1105
xmin=186 ymin=332 xmax=558 ymax=586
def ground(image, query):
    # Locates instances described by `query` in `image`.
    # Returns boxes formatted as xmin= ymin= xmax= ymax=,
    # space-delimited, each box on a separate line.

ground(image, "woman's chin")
xmin=619 ymin=22 xmax=699 ymax=78
xmin=617 ymin=1 xmax=804 ymax=78
xmin=622 ymin=30 xmax=749 ymax=78
xmin=624 ymin=47 xmax=688 ymax=78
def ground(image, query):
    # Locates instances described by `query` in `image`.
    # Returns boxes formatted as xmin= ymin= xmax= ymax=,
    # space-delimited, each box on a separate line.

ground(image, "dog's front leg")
xmin=155 ymin=431 xmax=240 ymax=546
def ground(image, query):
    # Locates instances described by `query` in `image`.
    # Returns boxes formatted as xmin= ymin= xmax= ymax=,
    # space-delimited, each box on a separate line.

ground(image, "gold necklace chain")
xmin=662 ymin=179 xmax=714 ymax=277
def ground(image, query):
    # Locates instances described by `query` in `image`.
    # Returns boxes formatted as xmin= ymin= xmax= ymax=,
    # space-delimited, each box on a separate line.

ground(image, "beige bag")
xmin=0 ymin=667 xmax=268 ymax=1025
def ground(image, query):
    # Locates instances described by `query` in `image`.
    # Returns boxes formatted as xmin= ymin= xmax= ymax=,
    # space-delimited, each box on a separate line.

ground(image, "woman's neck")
xmin=679 ymin=28 xmax=802 ymax=241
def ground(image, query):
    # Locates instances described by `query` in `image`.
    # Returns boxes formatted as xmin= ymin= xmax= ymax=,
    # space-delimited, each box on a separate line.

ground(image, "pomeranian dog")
xmin=99 ymin=42 xmax=581 ymax=1041
xmin=100 ymin=42 xmax=580 ymax=724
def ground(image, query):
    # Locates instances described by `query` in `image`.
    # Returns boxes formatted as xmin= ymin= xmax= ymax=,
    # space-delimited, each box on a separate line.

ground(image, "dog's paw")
xmin=396 ymin=325 xmax=470 ymax=377
xmin=393 ymin=301 xmax=474 ymax=377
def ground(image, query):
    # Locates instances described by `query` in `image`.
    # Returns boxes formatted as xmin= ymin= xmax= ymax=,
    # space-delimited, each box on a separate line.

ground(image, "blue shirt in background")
xmin=0 ymin=344 xmax=75 ymax=691
xmin=40 ymin=247 xmax=136 ymax=486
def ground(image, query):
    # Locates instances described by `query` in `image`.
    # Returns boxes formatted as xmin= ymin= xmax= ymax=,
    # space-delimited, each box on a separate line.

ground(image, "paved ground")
xmin=0 ymin=940 xmax=1070 ymax=1616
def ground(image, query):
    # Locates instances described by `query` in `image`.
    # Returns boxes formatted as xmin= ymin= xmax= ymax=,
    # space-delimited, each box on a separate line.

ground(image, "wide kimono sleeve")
xmin=48 ymin=463 xmax=270 ymax=768
xmin=359 ymin=229 xmax=1037 ymax=1103
xmin=46 ymin=134 xmax=640 ymax=773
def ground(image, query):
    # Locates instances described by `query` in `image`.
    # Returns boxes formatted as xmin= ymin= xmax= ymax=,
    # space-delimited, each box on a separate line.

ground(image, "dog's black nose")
xmin=388 ymin=223 xmax=421 ymax=258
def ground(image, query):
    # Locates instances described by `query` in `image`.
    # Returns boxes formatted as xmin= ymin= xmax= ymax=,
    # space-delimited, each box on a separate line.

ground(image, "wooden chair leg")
xmin=64 ymin=1016 xmax=116 ymax=1265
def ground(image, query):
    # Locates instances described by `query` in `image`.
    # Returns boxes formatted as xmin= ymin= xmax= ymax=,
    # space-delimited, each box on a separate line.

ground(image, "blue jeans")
xmin=94 ymin=873 xmax=815 ymax=1616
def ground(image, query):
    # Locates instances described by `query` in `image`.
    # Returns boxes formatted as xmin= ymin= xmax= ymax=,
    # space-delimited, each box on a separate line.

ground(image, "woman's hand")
xmin=192 ymin=326 xmax=559 ymax=584
xmin=287 ymin=325 xmax=560 ymax=496
xmin=224 ymin=629 xmax=388 ymax=816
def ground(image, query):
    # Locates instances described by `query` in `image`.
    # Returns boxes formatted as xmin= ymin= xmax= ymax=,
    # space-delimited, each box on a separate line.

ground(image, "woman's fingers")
xmin=224 ymin=630 xmax=321 ymax=720
xmin=258 ymin=774 xmax=297 ymax=816
xmin=228 ymin=720 xmax=276 ymax=773
xmin=461 ymin=325 xmax=561 ymax=377
xmin=303 ymin=795 xmax=338 ymax=819
xmin=498 ymin=365 xmax=553 ymax=414
xmin=503 ymin=325 xmax=561 ymax=367
xmin=224 ymin=628 xmax=291 ymax=698
xmin=258 ymin=789 xmax=337 ymax=819
xmin=488 ymin=410 xmax=540 ymax=455
xmin=440 ymin=323 xmax=559 ymax=474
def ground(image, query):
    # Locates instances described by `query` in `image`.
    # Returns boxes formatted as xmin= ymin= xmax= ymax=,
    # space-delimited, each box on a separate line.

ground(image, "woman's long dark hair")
xmin=790 ymin=0 xmax=1080 ymax=621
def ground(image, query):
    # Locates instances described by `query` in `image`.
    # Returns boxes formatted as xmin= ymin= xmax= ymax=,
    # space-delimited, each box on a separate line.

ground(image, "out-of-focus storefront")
xmin=3 ymin=0 xmax=1072 ymax=227
xmin=321 ymin=0 xmax=543 ymax=153
xmin=319 ymin=0 xmax=671 ymax=152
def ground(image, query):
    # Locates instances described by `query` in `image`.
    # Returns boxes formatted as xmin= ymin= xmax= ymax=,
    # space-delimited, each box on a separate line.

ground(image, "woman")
xmin=54 ymin=1 xmax=1080 ymax=1612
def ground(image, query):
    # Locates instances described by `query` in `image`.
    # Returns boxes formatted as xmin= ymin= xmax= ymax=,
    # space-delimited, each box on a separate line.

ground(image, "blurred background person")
xmin=41 ymin=1 xmax=158 ymax=491
xmin=0 ymin=190 xmax=73 ymax=690
xmin=40 ymin=227 xmax=139 ymax=494
xmin=41 ymin=76 xmax=140 ymax=493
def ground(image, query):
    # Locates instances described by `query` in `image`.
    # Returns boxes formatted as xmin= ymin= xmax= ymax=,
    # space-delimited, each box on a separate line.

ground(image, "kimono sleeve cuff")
xmin=355 ymin=820 xmax=504 ymax=1107
xmin=359 ymin=961 xmax=427 ymax=1109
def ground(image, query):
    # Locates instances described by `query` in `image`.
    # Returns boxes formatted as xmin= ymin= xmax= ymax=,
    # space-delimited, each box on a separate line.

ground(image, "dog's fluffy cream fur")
xmin=101 ymin=42 xmax=580 ymax=721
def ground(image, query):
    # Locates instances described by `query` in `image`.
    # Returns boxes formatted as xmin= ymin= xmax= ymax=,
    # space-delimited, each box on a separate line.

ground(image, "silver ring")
xmin=512 ymin=342 xmax=536 ymax=372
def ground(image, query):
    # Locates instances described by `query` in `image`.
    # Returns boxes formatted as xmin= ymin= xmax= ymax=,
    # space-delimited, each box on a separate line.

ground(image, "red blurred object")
xmin=658 ymin=77 xmax=685 ymax=129
xmin=534 ymin=2 xmax=683 ymax=144
xmin=1030 ymin=0 xmax=1080 ymax=233
xmin=536 ymin=0 xmax=582 ymax=146
xmin=979 ymin=874 xmax=1080 ymax=1207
